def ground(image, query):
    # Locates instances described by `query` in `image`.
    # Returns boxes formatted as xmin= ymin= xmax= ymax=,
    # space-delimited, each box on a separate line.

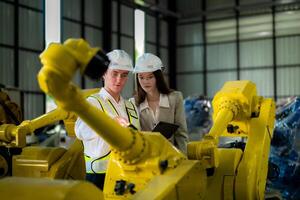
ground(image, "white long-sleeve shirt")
xmin=75 ymin=88 xmax=132 ymax=159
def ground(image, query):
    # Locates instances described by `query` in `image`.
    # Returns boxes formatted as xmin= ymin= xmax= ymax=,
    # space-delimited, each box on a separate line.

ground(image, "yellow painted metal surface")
xmin=235 ymin=98 xmax=275 ymax=200
xmin=0 ymin=177 xmax=104 ymax=200
xmin=103 ymin=132 xmax=207 ymax=200
xmin=0 ymin=39 xmax=276 ymax=200
xmin=13 ymin=139 xmax=85 ymax=180
xmin=187 ymin=80 xmax=275 ymax=199
xmin=204 ymin=149 xmax=242 ymax=200
xmin=0 ymin=88 xmax=99 ymax=148
xmin=13 ymin=146 xmax=66 ymax=177
xmin=0 ymin=87 xmax=98 ymax=180
xmin=132 ymin=160 xmax=207 ymax=200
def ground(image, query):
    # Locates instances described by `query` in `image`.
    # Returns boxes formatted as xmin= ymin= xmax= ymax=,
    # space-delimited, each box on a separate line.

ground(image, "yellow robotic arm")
xmin=0 ymin=88 xmax=99 ymax=180
xmin=0 ymin=38 xmax=274 ymax=200
xmin=37 ymin=38 xmax=206 ymax=199
xmin=188 ymin=81 xmax=260 ymax=168
xmin=0 ymin=88 xmax=99 ymax=148
xmin=187 ymin=81 xmax=275 ymax=200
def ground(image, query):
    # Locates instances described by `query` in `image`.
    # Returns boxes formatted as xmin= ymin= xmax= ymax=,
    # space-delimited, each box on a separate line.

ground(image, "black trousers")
xmin=86 ymin=173 xmax=106 ymax=190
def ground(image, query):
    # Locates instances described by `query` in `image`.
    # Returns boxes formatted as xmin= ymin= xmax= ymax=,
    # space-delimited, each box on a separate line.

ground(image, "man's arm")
xmin=75 ymin=97 xmax=102 ymax=140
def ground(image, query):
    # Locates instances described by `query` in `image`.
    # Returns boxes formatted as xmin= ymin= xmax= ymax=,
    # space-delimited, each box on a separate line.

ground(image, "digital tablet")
xmin=152 ymin=121 xmax=179 ymax=139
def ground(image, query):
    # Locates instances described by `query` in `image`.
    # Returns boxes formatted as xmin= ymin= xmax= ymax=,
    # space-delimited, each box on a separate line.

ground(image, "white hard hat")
xmin=106 ymin=49 xmax=133 ymax=71
xmin=133 ymin=53 xmax=163 ymax=73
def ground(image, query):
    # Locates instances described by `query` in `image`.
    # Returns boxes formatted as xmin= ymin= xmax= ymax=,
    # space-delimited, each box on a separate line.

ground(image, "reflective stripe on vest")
xmin=92 ymin=95 xmax=140 ymax=130
xmin=85 ymin=151 xmax=110 ymax=174
xmin=107 ymin=99 xmax=119 ymax=116
xmin=124 ymin=100 xmax=140 ymax=130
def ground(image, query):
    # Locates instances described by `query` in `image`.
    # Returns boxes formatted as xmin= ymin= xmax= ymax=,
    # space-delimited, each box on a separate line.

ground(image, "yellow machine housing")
xmin=0 ymin=39 xmax=275 ymax=200
xmin=188 ymin=81 xmax=275 ymax=200
xmin=0 ymin=177 xmax=104 ymax=200
xmin=0 ymin=88 xmax=99 ymax=179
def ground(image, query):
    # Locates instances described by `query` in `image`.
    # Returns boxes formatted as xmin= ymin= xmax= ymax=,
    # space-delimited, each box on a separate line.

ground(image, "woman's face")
xmin=137 ymin=72 xmax=157 ymax=93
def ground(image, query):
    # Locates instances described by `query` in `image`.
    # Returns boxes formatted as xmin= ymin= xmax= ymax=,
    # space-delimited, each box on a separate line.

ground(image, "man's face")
xmin=103 ymin=69 xmax=129 ymax=95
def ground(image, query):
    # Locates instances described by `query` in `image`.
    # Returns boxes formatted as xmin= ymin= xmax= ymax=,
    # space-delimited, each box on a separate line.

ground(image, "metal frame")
xmin=0 ymin=0 xmax=45 ymax=117
xmin=272 ymin=0 xmax=278 ymax=101
xmin=80 ymin=0 xmax=86 ymax=89
xmin=114 ymin=0 xmax=135 ymax=60
xmin=168 ymin=0 xmax=176 ymax=89
xmin=61 ymin=0 xmax=105 ymax=89
xmin=117 ymin=0 xmax=121 ymax=48
xmin=14 ymin=0 xmax=19 ymax=88
xmin=235 ymin=0 xmax=240 ymax=81
xmin=176 ymin=0 xmax=300 ymax=99
xmin=103 ymin=0 xmax=112 ymax=52
xmin=202 ymin=0 xmax=207 ymax=96
xmin=181 ymin=0 xmax=300 ymax=19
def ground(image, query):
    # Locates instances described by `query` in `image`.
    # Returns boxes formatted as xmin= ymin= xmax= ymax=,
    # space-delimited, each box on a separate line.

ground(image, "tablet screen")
xmin=152 ymin=121 xmax=179 ymax=139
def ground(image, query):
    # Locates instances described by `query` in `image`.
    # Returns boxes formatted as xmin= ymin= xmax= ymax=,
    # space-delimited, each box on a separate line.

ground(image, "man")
xmin=75 ymin=49 xmax=140 ymax=190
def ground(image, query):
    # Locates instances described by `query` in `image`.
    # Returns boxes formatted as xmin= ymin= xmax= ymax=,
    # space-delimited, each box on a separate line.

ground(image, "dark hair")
xmin=134 ymin=70 xmax=172 ymax=106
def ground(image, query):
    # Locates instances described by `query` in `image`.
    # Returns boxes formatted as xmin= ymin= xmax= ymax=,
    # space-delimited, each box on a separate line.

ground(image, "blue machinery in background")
xmin=267 ymin=97 xmax=300 ymax=200
xmin=184 ymin=96 xmax=300 ymax=200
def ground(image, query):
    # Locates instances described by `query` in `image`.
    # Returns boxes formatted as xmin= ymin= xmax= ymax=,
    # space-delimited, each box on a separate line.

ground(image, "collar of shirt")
xmin=99 ymin=88 xmax=129 ymax=120
xmin=99 ymin=87 xmax=124 ymax=105
xmin=140 ymin=93 xmax=170 ymax=112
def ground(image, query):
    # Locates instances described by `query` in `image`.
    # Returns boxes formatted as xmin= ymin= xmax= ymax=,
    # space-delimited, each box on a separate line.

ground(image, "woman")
xmin=133 ymin=53 xmax=189 ymax=154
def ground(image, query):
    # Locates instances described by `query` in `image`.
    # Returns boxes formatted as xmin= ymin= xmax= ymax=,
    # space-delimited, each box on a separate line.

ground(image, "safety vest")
xmin=124 ymin=100 xmax=140 ymax=130
xmin=84 ymin=95 xmax=140 ymax=174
